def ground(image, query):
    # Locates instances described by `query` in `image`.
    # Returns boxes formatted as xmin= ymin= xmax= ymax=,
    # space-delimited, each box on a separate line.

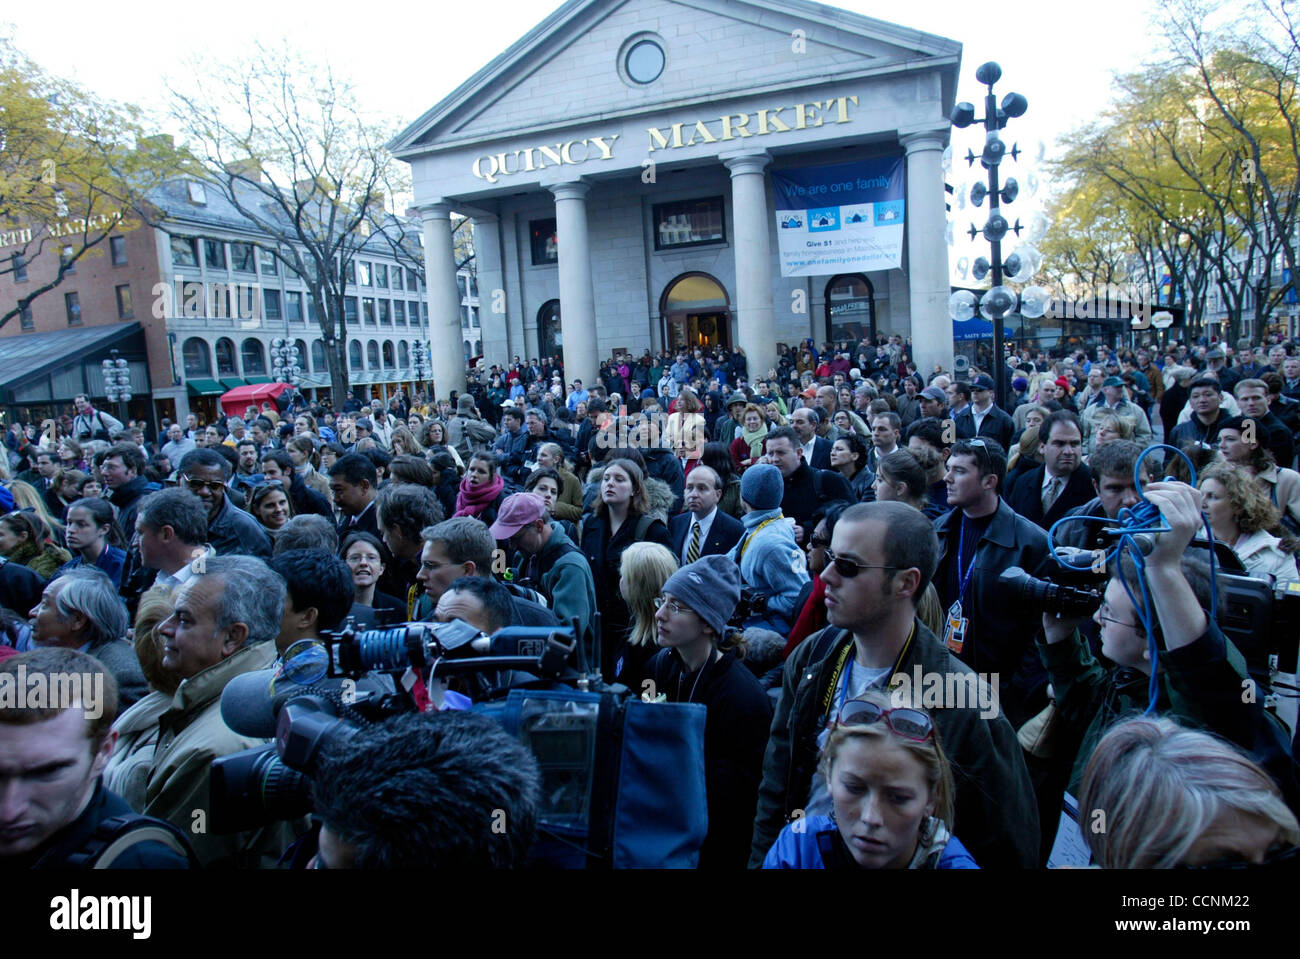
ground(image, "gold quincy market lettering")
xmin=472 ymin=135 xmax=620 ymax=183
xmin=647 ymin=96 xmax=858 ymax=152
xmin=469 ymin=95 xmax=859 ymax=182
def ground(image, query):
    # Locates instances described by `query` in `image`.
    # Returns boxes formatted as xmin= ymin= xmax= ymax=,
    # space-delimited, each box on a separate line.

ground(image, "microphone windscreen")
xmin=220 ymin=668 xmax=281 ymax=738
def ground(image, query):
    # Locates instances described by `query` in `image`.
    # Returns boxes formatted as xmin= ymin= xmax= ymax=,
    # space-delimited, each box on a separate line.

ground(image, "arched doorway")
xmin=537 ymin=300 xmax=562 ymax=363
xmin=825 ymin=274 xmax=876 ymax=345
xmin=660 ymin=273 xmax=731 ymax=353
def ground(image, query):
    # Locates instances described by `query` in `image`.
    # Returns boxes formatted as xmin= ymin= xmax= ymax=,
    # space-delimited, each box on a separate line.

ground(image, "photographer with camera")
xmin=1037 ymin=480 xmax=1300 ymax=824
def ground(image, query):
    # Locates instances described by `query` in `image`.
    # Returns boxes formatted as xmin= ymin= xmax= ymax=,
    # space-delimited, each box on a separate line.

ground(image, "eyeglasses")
xmin=180 ymin=474 xmax=227 ymax=494
xmin=809 ymin=536 xmax=831 ymax=549
xmin=836 ymin=700 xmax=934 ymax=742
xmin=652 ymin=596 xmax=693 ymax=616
xmin=1095 ymin=603 xmax=1140 ymax=629
xmin=823 ymin=548 xmax=897 ymax=579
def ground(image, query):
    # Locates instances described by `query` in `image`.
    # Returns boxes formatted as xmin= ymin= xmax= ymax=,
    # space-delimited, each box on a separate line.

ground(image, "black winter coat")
xmin=649 ymin=647 xmax=772 ymax=869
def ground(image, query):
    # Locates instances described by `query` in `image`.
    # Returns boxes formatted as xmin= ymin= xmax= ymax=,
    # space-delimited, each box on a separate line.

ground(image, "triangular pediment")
xmin=392 ymin=0 xmax=959 ymax=155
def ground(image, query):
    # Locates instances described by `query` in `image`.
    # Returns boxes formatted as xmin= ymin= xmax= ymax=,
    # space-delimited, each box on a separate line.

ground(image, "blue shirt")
xmin=54 ymin=544 xmax=127 ymax=589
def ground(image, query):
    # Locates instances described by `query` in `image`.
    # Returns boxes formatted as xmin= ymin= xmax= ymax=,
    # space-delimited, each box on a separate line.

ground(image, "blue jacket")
xmin=764 ymin=815 xmax=978 ymax=869
xmin=54 ymin=544 xmax=127 ymax=588
xmin=727 ymin=507 xmax=809 ymax=624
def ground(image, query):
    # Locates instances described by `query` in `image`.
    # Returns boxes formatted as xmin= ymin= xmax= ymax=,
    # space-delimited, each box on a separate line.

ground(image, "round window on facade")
xmin=625 ymin=39 xmax=665 ymax=84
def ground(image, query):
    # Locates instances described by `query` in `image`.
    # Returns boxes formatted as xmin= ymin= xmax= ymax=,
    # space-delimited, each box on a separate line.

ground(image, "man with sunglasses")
xmin=749 ymin=501 xmax=1038 ymax=870
xmin=175 ymin=449 xmax=272 ymax=560
xmin=933 ymin=438 xmax=1051 ymax=729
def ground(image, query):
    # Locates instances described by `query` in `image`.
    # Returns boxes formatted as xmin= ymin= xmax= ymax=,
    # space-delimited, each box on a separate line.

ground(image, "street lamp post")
xmin=101 ymin=351 xmax=132 ymax=424
xmin=412 ymin=339 xmax=430 ymax=395
xmin=271 ymin=337 xmax=302 ymax=409
xmin=948 ymin=62 xmax=1051 ymax=411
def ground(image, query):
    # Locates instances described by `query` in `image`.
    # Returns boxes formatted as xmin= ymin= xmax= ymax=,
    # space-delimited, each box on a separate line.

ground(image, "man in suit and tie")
xmin=328 ymin=453 xmax=381 ymax=540
xmin=1004 ymin=410 xmax=1094 ymax=531
xmin=669 ymin=465 xmax=744 ymax=565
xmin=789 ymin=407 xmax=832 ymax=471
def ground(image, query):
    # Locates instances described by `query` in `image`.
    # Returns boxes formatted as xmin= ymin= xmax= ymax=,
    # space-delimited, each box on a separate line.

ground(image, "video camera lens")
xmin=209 ymin=744 xmax=314 ymax=835
xmin=998 ymin=566 xmax=1102 ymax=618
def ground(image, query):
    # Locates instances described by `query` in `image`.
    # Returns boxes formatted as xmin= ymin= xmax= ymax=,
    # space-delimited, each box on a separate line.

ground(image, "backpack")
xmin=36 ymin=813 xmax=200 ymax=869
xmin=474 ymin=688 xmax=707 ymax=868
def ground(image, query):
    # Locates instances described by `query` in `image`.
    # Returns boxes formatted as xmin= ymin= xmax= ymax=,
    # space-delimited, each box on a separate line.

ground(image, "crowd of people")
xmin=2 ymin=331 xmax=1299 ymax=871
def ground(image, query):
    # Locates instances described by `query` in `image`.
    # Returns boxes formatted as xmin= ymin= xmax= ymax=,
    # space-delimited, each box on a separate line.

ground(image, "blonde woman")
xmin=764 ymin=689 xmax=976 ymax=869
xmin=667 ymin=388 xmax=708 ymax=469
xmin=103 ymin=584 xmax=180 ymax=810
xmin=616 ymin=541 xmax=679 ymax=691
xmin=388 ymin=425 xmax=424 ymax=458
xmin=7 ymin=479 xmax=67 ymax=544
xmin=1080 ymin=716 xmax=1300 ymax=868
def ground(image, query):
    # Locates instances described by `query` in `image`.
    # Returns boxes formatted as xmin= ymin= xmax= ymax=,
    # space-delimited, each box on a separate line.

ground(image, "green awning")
xmin=220 ymin=377 xmax=246 ymax=390
xmin=244 ymin=375 xmax=273 ymax=384
xmin=186 ymin=379 xmax=225 ymax=396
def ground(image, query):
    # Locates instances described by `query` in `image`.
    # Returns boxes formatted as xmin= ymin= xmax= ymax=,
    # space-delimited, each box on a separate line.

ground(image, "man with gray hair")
xmin=143 ymin=555 xmax=295 ymax=867
xmin=28 ymin=568 xmax=147 ymax=707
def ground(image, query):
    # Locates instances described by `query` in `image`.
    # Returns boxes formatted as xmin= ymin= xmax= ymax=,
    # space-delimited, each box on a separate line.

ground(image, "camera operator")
xmin=311 ymin=710 xmax=540 ymax=868
xmin=1038 ymin=481 xmax=1300 ymax=820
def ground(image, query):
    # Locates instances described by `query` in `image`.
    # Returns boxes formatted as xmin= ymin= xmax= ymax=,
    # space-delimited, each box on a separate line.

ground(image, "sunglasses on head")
xmin=836 ymin=700 xmax=934 ymax=742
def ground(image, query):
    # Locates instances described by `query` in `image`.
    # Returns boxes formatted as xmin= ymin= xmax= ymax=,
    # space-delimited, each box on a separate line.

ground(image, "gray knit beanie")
xmin=661 ymin=554 xmax=741 ymax=639
xmin=740 ymin=463 xmax=783 ymax=512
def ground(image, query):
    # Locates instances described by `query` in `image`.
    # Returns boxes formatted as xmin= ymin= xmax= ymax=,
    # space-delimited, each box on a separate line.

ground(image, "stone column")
xmin=416 ymin=200 xmax=467 ymax=399
xmin=471 ymin=214 xmax=507 ymax=368
xmin=548 ymin=181 xmax=598 ymax=386
xmin=901 ymin=130 xmax=952 ymax=378
xmin=722 ymin=151 xmax=775 ymax=381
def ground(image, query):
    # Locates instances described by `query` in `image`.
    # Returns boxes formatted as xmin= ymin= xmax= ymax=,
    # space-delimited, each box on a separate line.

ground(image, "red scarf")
xmin=454 ymin=474 xmax=504 ymax=517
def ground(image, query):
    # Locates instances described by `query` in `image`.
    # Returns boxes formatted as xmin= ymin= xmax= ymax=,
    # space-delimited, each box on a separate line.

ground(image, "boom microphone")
xmin=220 ymin=669 xmax=371 ymax=738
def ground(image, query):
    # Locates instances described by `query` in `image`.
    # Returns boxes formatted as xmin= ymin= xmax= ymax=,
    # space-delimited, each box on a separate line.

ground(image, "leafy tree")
xmin=0 ymin=39 xmax=188 ymax=330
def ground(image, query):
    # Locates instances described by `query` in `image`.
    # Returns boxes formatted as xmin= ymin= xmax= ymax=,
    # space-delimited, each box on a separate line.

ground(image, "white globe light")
xmin=1152 ymin=311 xmax=1175 ymax=330
xmin=1020 ymin=285 xmax=1051 ymax=318
xmin=979 ymin=285 xmax=1016 ymax=320
xmin=948 ymin=289 xmax=978 ymax=322
xmin=1007 ymin=245 xmax=1043 ymax=283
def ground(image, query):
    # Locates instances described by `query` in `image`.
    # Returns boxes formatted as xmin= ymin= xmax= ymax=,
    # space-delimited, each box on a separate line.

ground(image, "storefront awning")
xmin=0 ymin=322 xmax=148 ymax=407
xmin=244 ymin=375 xmax=273 ymax=384
xmin=186 ymin=379 xmax=225 ymax=396
xmin=220 ymin=377 xmax=247 ymax=390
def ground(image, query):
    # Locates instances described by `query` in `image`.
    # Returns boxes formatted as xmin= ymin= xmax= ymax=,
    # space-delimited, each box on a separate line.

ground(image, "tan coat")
xmin=144 ymin=641 xmax=298 ymax=868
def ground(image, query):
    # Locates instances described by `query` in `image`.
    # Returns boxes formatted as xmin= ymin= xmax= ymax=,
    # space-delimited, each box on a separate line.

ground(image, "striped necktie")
xmin=687 ymin=521 xmax=702 ymax=564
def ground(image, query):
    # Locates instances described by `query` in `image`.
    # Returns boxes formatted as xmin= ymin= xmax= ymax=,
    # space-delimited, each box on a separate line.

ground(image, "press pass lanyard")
xmin=821 ymin=624 xmax=917 ymax=724
xmin=955 ymin=517 xmax=980 ymax=605
xmin=945 ymin=517 xmax=980 ymax=654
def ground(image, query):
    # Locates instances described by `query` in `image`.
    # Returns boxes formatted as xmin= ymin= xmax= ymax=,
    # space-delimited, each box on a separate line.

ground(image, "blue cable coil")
xmin=1045 ymin=444 xmax=1218 ymax=714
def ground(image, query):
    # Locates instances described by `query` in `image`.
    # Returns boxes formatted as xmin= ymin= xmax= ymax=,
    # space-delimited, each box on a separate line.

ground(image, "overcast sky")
xmin=4 ymin=0 xmax=1165 ymax=278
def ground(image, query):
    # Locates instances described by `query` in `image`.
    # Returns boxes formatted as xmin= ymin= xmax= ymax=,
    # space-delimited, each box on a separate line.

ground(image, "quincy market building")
xmin=393 ymin=0 xmax=958 ymax=395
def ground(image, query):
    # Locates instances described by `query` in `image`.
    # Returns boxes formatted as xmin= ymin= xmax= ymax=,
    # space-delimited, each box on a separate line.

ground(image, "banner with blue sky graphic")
xmin=770 ymin=157 xmax=906 ymax=277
